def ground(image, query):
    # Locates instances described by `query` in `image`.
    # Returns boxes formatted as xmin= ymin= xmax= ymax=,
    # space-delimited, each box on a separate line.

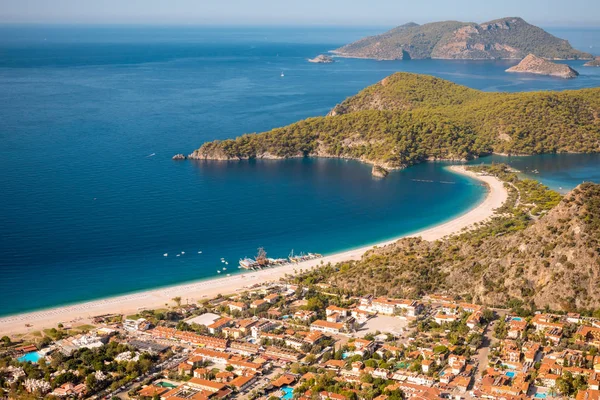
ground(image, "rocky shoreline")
xmin=308 ymin=54 xmax=335 ymax=63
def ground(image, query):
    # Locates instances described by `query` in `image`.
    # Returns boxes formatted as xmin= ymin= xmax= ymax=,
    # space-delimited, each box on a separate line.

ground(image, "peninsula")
xmin=506 ymin=53 xmax=579 ymax=78
xmin=190 ymin=73 xmax=600 ymax=170
xmin=332 ymin=17 xmax=592 ymax=60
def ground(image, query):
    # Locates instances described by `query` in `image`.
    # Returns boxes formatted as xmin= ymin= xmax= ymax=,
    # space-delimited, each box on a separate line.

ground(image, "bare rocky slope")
xmin=333 ymin=17 xmax=592 ymax=60
xmin=506 ymin=54 xmax=579 ymax=78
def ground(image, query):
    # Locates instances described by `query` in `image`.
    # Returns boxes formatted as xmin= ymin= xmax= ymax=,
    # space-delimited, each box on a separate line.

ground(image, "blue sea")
xmin=1 ymin=25 xmax=599 ymax=316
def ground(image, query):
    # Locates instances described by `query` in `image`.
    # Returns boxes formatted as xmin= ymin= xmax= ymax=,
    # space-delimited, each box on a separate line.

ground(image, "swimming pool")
xmin=512 ymin=317 xmax=522 ymax=321
xmin=506 ymin=371 xmax=516 ymax=378
xmin=281 ymin=386 xmax=293 ymax=400
xmin=535 ymin=393 xmax=547 ymax=399
xmin=18 ymin=351 xmax=41 ymax=363
xmin=157 ymin=382 xmax=178 ymax=389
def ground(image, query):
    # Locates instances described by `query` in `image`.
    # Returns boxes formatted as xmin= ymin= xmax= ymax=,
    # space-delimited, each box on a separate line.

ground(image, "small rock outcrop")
xmin=506 ymin=54 xmax=579 ymax=78
xmin=172 ymin=154 xmax=186 ymax=160
xmin=308 ymin=55 xmax=335 ymax=63
xmin=584 ymin=57 xmax=600 ymax=67
xmin=372 ymin=165 xmax=389 ymax=178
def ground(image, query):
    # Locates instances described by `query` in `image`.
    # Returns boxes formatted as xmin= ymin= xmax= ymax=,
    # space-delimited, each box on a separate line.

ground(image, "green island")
xmin=191 ymin=73 xmax=600 ymax=170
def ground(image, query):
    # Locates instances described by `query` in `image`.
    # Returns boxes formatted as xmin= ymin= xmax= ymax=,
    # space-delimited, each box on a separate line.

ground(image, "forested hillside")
xmin=191 ymin=73 xmax=600 ymax=169
xmin=293 ymin=165 xmax=600 ymax=313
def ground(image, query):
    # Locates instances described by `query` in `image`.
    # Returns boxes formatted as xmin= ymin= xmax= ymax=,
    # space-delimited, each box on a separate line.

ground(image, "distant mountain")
xmin=333 ymin=17 xmax=592 ymax=60
xmin=191 ymin=73 xmax=600 ymax=170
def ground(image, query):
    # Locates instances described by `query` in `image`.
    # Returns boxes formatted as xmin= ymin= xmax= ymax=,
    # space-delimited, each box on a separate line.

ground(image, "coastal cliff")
xmin=506 ymin=54 xmax=579 ymax=78
xmin=333 ymin=17 xmax=592 ymax=61
xmin=192 ymin=73 xmax=600 ymax=170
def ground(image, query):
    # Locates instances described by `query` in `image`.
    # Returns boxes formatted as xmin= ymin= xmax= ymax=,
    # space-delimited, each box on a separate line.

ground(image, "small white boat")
xmin=227 ymin=274 xmax=231 ymax=277
xmin=225 ymin=262 xmax=228 ymax=265
xmin=176 ymin=254 xmax=181 ymax=257
xmin=217 ymin=270 xmax=221 ymax=273
xmin=198 ymin=251 xmax=202 ymax=254
xmin=223 ymin=267 xmax=227 ymax=271
xmin=181 ymin=251 xmax=185 ymax=255
xmin=163 ymin=253 xmax=168 ymax=257
xmin=281 ymin=71 xmax=284 ymax=77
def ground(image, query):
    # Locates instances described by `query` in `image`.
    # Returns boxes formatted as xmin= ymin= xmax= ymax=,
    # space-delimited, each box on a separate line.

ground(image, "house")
xmin=368 ymin=297 xmax=422 ymax=317
xmin=303 ymin=331 xmax=325 ymax=345
xmin=51 ymin=383 xmax=86 ymax=398
xmin=265 ymin=346 xmax=302 ymax=362
xmin=228 ymin=301 xmax=247 ymax=313
xmin=229 ymin=375 xmax=256 ymax=392
xmin=577 ymin=326 xmax=600 ymax=348
xmin=250 ymin=299 xmax=268 ymax=311
xmin=294 ymin=310 xmax=316 ymax=322
xmin=310 ymin=320 xmax=344 ymax=334
xmin=264 ymin=293 xmax=280 ymax=304
xmin=352 ymin=338 xmax=375 ymax=354
xmin=466 ymin=310 xmax=483 ymax=329
xmin=222 ymin=327 xmax=244 ymax=340
xmin=207 ymin=317 xmax=233 ymax=335
xmin=187 ymin=378 xmax=228 ymax=393
xmin=137 ymin=385 xmax=169 ymax=398
xmin=123 ymin=318 xmax=151 ymax=332
xmin=251 ymin=319 xmax=276 ymax=338
xmin=193 ymin=348 xmax=231 ymax=364
xmin=320 ymin=391 xmax=347 ymax=400
xmin=326 ymin=305 xmax=348 ymax=318
xmin=229 ymin=340 xmax=260 ymax=356
xmin=178 ymin=362 xmax=194 ymax=375
xmin=434 ymin=312 xmax=459 ymax=325
xmin=422 ymin=359 xmax=433 ymax=373
xmin=227 ymin=358 xmax=265 ymax=374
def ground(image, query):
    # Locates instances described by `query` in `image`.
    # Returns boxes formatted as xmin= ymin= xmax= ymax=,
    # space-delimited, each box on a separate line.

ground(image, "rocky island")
xmin=172 ymin=153 xmax=186 ymax=160
xmin=190 ymin=72 xmax=600 ymax=169
xmin=308 ymin=54 xmax=335 ymax=63
xmin=506 ymin=53 xmax=579 ymax=78
xmin=584 ymin=56 xmax=600 ymax=67
xmin=332 ymin=17 xmax=592 ymax=60
xmin=371 ymin=165 xmax=389 ymax=178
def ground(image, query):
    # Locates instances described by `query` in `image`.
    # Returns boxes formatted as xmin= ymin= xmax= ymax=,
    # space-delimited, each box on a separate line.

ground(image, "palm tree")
xmin=172 ymin=296 xmax=182 ymax=308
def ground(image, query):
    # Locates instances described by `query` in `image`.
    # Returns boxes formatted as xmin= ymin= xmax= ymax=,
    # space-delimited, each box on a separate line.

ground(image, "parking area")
xmin=358 ymin=315 xmax=409 ymax=336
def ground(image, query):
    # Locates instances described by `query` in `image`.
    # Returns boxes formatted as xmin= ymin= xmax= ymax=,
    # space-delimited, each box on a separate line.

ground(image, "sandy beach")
xmin=0 ymin=166 xmax=507 ymax=337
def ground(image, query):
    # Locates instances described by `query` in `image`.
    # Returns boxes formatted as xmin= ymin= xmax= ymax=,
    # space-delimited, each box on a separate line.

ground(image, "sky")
xmin=0 ymin=0 xmax=598 ymax=26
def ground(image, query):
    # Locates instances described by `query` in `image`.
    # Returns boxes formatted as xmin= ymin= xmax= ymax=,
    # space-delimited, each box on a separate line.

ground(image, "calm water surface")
xmin=0 ymin=25 xmax=599 ymax=316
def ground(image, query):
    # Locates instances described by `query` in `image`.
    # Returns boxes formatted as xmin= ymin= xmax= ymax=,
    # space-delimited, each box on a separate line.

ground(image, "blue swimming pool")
xmin=281 ymin=386 xmax=293 ymax=400
xmin=535 ymin=393 xmax=547 ymax=399
xmin=506 ymin=371 xmax=516 ymax=378
xmin=18 ymin=351 xmax=41 ymax=363
xmin=512 ymin=317 xmax=522 ymax=321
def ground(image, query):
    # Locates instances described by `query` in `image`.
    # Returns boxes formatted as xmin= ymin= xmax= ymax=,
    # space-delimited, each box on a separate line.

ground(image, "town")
xmin=2 ymin=280 xmax=600 ymax=400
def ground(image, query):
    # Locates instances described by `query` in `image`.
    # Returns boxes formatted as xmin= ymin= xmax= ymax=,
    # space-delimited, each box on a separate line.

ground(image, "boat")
xmin=163 ymin=253 xmax=168 ymax=257
xmin=176 ymin=254 xmax=181 ymax=257
xmin=181 ymin=251 xmax=185 ymax=255
xmin=198 ymin=251 xmax=202 ymax=254
xmin=280 ymin=71 xmax=284 ymax=77
xmin=223 ymin=267 xmax=227 ymax=271
xmin=239 ymin=258 xmax=258 ymax=269
xmin=225 ymin=261 xmax=228 ymax=265
xmin=217 ymin=270 xmax=221 ymax=273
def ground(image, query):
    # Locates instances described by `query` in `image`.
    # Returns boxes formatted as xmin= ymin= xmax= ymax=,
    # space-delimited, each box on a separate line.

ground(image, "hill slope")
xmin=333 ymin=17 xmax=592 ymax=60
xmin=296 ymin=165 xmax=600 ymax=312
xmin=191 ymin=73 xmax=600 ymax=169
